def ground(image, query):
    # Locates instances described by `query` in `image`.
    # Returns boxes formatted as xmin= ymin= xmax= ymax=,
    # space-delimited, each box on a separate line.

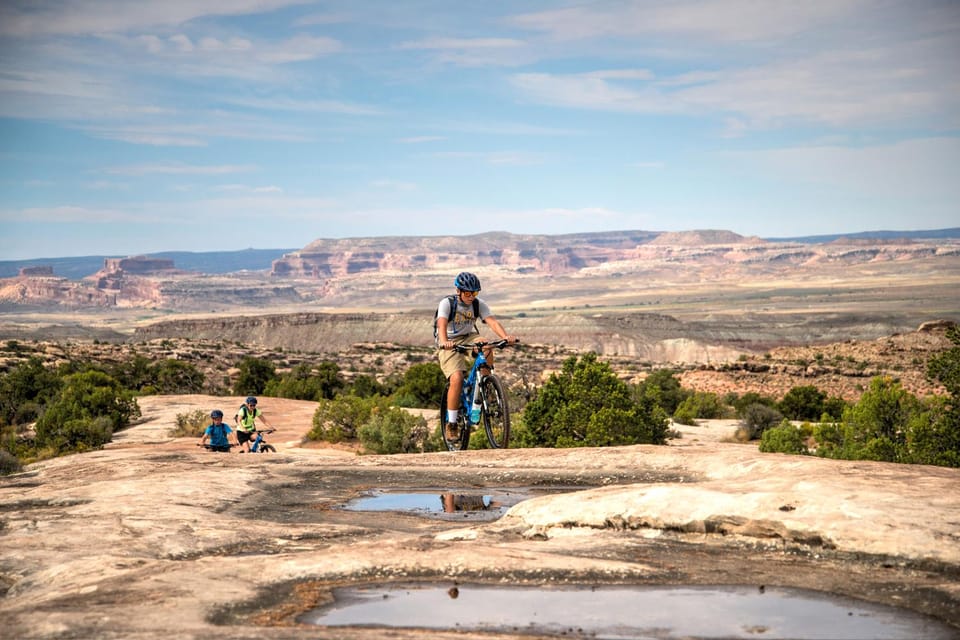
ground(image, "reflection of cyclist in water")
xmin=435 ymin=272 xmax=517 ymax=440
xmin=440 ymin=493 xmax=499 ymax=513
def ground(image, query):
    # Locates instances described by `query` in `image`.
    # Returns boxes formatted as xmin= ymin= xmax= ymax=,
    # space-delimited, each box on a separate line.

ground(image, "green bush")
xmin=357 ymin=407 xmax=436 ymax=454
xmin=0 ymin=357 xmax=63 ymax=426
xmin=310 ymin=395 xmax=391 ymax=442
xmin=391 ymin=362 xmax=445 ymax=408
xmin=349 ymin=374 xmax=387 ymax=398
xmin=265 ymin=362 xmax=344 ymax=401
xmin=810 ymin=376 xmax=948 ymax=465
xmin=673 ymin=391 xmax=727 ymax=425
xmin=740 ymin=403 xmax=784 ymax=440
xmin=57 ymin=417 xmax=114 ymax=453
xmin=778 ymin=385 xmax=826 ymax=421
xmin=731 ymin=391 xmax=778 ymax=416
xmin=0 ymin=449 xmax=23 ymax=475
xmin=34 ymin=370 xmax=140 ymax=453
xmin=519 ymin=353 xmax=668 ymax=448
xmin=759 ymin=421 xmax=808 ymax=455
xmin=151 ymin=359 xmax=206 ymax=394
xmin=233 ymin=357 xmax=277 ymax=396
xmin=636 ymin=369 xmax=687 ymax=415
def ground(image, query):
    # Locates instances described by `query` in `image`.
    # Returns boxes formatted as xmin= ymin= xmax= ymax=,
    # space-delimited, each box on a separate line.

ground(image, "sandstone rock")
xmin=1 ymin=396 xmax=957 ymax=638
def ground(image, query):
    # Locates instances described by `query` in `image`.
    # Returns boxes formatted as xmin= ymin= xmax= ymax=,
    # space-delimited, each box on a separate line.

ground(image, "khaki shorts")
xmin=437 ymin=333 xmax=480 ymax=379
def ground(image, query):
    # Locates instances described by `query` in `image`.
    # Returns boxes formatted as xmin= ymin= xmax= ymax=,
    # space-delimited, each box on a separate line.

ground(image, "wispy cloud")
xmin=371 ymin=179 xmax=417 ymax=192
xmin=428 ymin=150 xmax=549 ymax=166
xmin=223 ymin=96 xmax=382 ymax=116
xmin=106 ymin=163 xmax=255 ymax=176
xmin=0 ymin=204 xmax=156 ymax=223
xmin=507 ymin=0 xmax=868 ymax=43
xmin=396 ymin=35 xmax=532 ymax=67
xmin=0 ymin=1 xmax=315 ymax=37
xmin=397 ymin=136 xmax=446 ymax=144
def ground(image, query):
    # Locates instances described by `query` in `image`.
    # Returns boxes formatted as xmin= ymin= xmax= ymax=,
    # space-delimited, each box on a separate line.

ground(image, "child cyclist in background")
xmin=198 ymin=409 xmax=236 ymax=452
xmin=234 ymin=396 xmax=272 ymax=453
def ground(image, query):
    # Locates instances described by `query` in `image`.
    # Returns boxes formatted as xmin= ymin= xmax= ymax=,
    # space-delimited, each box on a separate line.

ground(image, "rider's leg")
xmin=447 ymin=370 xmax=464 ymax=415
xmin=481 ymin=345 xmax=495 ymax=374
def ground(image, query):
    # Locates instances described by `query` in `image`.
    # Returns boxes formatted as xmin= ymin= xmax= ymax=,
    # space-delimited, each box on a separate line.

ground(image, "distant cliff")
xmin=269 ymin=230 xmax=660 ymax=277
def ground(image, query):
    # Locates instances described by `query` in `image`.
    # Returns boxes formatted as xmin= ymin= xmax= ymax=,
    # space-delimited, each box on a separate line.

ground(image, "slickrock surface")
xmin=1 ymin=395 xmax=958 ymax=639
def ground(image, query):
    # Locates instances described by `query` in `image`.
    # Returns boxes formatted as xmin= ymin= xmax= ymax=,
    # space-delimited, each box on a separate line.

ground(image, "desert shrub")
xmin=233 ymin=357 xmax=276 ymax=396
xmin=0 ymin=357 xmax=63 ymax=425
xmin=821 ymin=396 xmax=848 ymax=421
xmin=151 ymin=359 xmax=206 ymax=394
xmin=759 ymin=420 xmax=808 ymax=455
xmin=900 ymin=396 xmax=960 ymax=467
xmin=0 ymin=448 xmax=23 ymax=475
xmin=813 ymin=376 xmax=932 ymax=464
xmin=739 ymin=403 xmax=784 ymax=440
xmin=518 ymin=353 xmax=668 ymax=448
xmin=922 ymin=325 xmax=960 ymax=466
xmin=778 ymin=385 xmax=826 ymax=421
xmin=671 ymin=404 xmax=698 ymax=426
xmin=673 ymin=391 xmax=727 ymax=425
xmin=357 ymin=407 xmax=436 ymax=454
xmin=170 ymin=409 xmax=209 ymax=437
xmin=310 ymin=395 xmax=391 ymax=443
xmin=34 ymin=370 xmax=140 ymax=453
xmin=732 ymin=391 xmax=777 ymax=416
xmin=636 ymin=369 xmax=687 ymax=415
xmin=265 ymin=362 xmax=344 ymax=401
xmin=391 ymin=362 xmax=445 ymax=408
xmin=13 ymin=401 xmax=42 ymax=426
xmin=109 ymin=355 xmax=155 ymax=391
xmin=54 ymin=417 xmax=114 ymax=453
xmin=349 ymin=374 xmax=387 ymax=398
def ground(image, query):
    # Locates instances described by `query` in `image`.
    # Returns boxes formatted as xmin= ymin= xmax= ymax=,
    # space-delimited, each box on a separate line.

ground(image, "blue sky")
xmin=1 ymin=1 xmax=958 ymax=260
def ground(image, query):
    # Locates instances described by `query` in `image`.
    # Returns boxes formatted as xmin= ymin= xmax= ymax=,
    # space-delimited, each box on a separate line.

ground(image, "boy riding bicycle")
xmin=435 ymin=272 xmax=518 ymax=440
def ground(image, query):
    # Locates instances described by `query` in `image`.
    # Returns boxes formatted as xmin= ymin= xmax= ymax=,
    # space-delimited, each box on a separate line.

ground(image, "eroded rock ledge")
xmin=0 ymin=396 xmax=958 ymax=639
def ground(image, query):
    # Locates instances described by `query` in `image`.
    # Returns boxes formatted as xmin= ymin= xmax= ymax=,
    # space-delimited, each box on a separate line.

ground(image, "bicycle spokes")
xmin=481 ymin=375 xmax=510 ymax=449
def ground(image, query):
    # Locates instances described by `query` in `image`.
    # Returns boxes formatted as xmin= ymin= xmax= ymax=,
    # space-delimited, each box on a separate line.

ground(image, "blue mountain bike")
xmin=439 ymin=339 xmax=514 ymax=451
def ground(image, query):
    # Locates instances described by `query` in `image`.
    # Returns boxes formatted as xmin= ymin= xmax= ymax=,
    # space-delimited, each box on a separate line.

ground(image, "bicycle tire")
xmin=481 ymin=374 xmax=510 ymax=449
xmin=258 ymin=444 xmax=276 ymax=453
xmin=439 ymin=382 xmax=470 ymax=451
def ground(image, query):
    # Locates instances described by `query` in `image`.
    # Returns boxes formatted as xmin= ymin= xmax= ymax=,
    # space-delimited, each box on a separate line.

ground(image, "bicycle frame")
xmin=441 ymin=339 xmax=514 ymax=450
xmin=460 ymin=348 xmax=490 ymax=424
xmin=248 ymin=429 xmax=276 ymax=453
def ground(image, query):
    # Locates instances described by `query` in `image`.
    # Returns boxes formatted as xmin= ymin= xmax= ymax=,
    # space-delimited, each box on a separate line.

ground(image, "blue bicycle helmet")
xmin=454 ymin=271 xmax=481 ymax=292
xmin=245 ymin=396 xmax=258 ymax=405
xmin=210 ymin=409 xmax=224 ymax=419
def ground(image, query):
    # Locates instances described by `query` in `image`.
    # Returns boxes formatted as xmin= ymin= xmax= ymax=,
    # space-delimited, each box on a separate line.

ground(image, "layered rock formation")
xmin=269 ymin=230 xmax=660 ymax=277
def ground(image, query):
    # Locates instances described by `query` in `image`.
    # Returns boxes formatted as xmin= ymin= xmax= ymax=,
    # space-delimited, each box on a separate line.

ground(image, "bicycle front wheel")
xmin=481 ymin=375 xmax=510 ymax=449
xmin=259 ymin=444 xmax=276 ymax=453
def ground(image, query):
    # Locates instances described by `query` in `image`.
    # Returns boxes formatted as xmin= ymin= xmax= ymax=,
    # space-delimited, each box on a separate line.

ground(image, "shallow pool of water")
xmin=298 ymin=583 xmax=955 ymax=639
xmin=338 ymin=488 xmax=534 ymax=521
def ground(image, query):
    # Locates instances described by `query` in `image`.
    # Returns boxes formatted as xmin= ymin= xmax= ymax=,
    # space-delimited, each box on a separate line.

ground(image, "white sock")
xmin=447 ymin=409 xmax=459 ymax=423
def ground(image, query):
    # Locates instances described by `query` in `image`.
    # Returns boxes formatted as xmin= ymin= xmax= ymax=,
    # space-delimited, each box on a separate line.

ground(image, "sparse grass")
xmin=170 ymin=409 xmax=208 ymax=438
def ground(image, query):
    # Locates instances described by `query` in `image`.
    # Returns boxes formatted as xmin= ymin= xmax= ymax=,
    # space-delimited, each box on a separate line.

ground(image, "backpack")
xmin=238 ymin=404 xmax=256 ymax=424
xmin=434 ymin=294 xmax=480 ymax=340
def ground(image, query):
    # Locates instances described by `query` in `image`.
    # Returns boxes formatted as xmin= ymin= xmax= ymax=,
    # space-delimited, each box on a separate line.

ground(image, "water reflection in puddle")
xmin=339 ymin=489 xmax=533 ymax=521
xmin=298 ymin=583 xmax=955 ymax=639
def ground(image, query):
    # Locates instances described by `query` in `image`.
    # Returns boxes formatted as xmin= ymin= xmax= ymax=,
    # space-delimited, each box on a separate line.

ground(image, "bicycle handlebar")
xmin=448 ymin=338 xmax=519 ymax=353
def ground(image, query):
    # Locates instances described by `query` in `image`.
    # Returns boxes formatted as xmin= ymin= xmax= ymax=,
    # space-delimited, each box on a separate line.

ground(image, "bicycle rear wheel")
xmin=440 ymin=382 xmax=470 ymax=451
xmin=481 ymin=374 xmax=510 ymax=448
